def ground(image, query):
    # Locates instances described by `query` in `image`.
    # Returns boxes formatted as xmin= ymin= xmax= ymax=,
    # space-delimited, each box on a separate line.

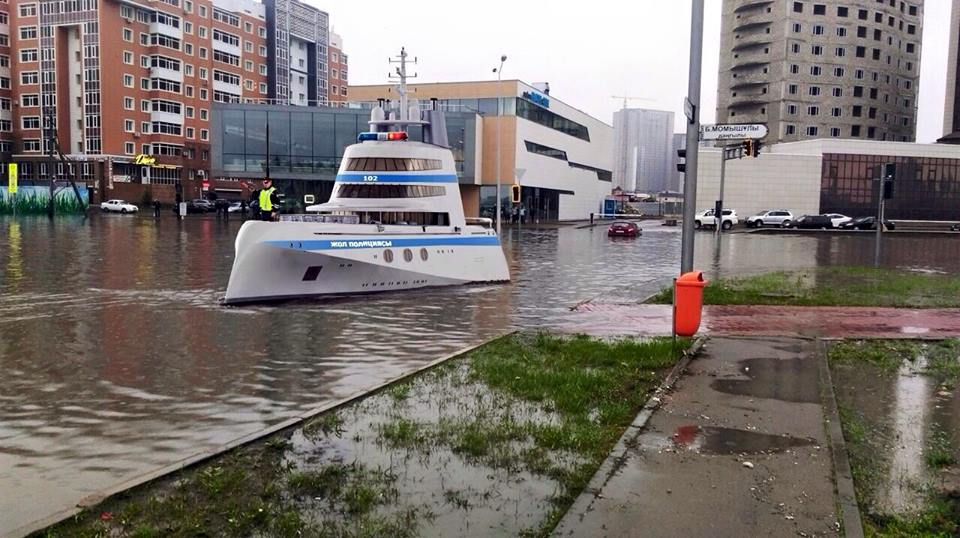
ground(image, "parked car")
xmin=186 ymin=199 xmax=215 ymax=214
xmin=228 ymin=201 xmax=244 ymax=213
xmin=839 ymin=216 xmax=896 ymax=230
xmin=607 ymin=220 xmax=641 ymax=237
xmin=746 ymin=209 xmax=793 ymax=228
xmin=100 ymin=199 xmax=139 ymax=213
xmin=789 ymin=214 xmax=834 ymax=229
xmin=695 ymin=209 xmax=739 ymax=230
xmin=823 ymin=213 xmax=852 ymax=228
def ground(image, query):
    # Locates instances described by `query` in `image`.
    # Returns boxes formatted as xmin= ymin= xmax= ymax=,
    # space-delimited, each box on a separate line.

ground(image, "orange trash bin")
xmin=674 ymin=271 xmax=708 ymax=337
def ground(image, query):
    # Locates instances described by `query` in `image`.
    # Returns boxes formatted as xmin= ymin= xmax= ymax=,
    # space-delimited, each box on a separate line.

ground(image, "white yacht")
xmin=223 ymin=50 xmax=510 ymax=305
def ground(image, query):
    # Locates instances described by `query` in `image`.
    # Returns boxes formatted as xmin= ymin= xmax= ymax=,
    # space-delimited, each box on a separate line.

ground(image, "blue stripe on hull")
xmin=335 ymin=173 xmax=458 ymax=183
xmin=266 ymin=236 xmax=501 ymax=250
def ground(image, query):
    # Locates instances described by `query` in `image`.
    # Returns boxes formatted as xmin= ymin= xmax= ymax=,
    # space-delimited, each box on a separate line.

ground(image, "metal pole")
xmin=681 ymin=0 xmax=705 ymax=274
xmin=874 ymin=166 xmax=884 ymax=265
xmin=716 ymin=146 xmax=727 ymax=236
xmin=495 ymin=59 xmax=505 ymax=236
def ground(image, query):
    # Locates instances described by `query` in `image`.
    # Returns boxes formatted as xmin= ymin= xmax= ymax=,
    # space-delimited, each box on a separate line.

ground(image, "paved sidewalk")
xmin=554 ymin=337 xmax=841 ymax=537
xmin=563 ymin=303 xmax=960 ymax=338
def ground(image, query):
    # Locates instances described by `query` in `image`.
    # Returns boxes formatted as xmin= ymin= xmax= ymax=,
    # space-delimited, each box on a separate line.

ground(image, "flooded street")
xmin=1 ymin=215 xmax=960 ymax=534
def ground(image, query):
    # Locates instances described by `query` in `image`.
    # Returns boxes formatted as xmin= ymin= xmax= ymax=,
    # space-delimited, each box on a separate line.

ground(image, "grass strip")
xmin=829 ymin=340 xmax=960 ymax=538
xmin=37 ymin=332 xmax=689 ymax=538
xmin=649 ymin=267 xmax=960 ymax=308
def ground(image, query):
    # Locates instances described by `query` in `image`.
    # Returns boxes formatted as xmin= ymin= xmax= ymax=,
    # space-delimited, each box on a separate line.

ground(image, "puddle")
xmin=641 ymin=425 xmax=815 ymax=455
xmin=831 ymin=347 xmax=959 ymax=516
xmin=711 ymin=358 xmax=820 ymax=403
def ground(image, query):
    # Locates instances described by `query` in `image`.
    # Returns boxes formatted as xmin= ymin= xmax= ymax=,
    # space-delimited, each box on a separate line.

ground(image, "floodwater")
xmin=1 ymin=216 xmax=960 ymax=534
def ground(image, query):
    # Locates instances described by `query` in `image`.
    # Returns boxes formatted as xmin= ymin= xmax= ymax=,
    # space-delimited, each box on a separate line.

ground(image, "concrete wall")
xmin=695 ymin=148 xmax=823 ymax=220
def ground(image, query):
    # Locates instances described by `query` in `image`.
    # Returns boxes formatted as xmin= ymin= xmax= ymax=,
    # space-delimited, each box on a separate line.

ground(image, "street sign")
xmin=684 ymin=97 xmax=696 ymax=124
xmin=700 ymin=123 xmax=768 ymax=141
xmin=7 ymin=163 xmax=17 ymax=194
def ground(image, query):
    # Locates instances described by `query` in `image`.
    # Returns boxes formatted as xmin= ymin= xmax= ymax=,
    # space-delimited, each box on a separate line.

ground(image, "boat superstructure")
xmin=223 ymin=49 xmax=510 ymax=304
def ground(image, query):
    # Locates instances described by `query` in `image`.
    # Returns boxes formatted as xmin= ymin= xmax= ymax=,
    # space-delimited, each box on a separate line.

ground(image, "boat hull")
xmin=223 ymin=222 xmax=510 ymax=304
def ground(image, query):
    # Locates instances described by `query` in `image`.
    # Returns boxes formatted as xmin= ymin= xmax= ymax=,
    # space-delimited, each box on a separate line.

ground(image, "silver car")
xmin=746 ymin=209 xmax=793 ymax=228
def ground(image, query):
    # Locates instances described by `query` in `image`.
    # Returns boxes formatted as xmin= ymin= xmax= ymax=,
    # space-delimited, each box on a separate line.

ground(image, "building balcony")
xmin=213 ymin=79 xmax=242 ymax=96
xmin=728 ymin=94 xmax=769 ymax=108
xmin=733 ymin=0 xmax=774 ymax=13
xmin=732 ymin=10 xmax=773 ymax=32
xmin=150 ymin=66 xmax=183 ymax=83
xmin=212 ymin=39 xmax=242 ymax=58
xmin=731 ymin=36 xmax=772 ymax=52
xmin=150 ymin=110 xmax=184 ymax=125
xmin=729 ymin=72 xmax=769 ymax=89
xmin=150 ymin=21 xmax=182 ymax=40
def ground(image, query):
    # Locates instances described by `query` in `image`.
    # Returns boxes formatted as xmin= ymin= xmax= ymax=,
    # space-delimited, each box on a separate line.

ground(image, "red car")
xmin=608 ymin=220 xmax=641 ymax=237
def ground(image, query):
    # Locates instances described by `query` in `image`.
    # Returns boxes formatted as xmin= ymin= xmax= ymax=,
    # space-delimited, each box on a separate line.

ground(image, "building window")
xmin=831 ymin=107 xmax=842 ymax=117
xmin=787 ymin=104 xmax=798 ymax=115
xmin=834 ymin=67 xmax=844 ymax=77
xmin=811 ymin=45 xmax=823 ymax=55
xmin=20 ymin=3 xmax=38 ymax=16
xmin=806 ymin=126 xmax=819 ymax=136
xmin=123 ymin=28 xmax=133 ymax=42
xmin=813 ymin=4 xmax=825 ymax=15
xmin=807 ymin=106 xmax=819 ymax=116
xmin=786 ymin=125 xmax=797 ymax=135
xmin=200 ymin=109 xmax=208 ymax=121
xmin=199 ymin=26 xmax=207 ymax=39
xmin=260 ymin=82 xmax=268 ymax=94
xmin=244 ymin=21 xmax=252 ymax=33
xmin=793 ymin=2 xmax=803 ymax=13
xmin=259 ymin=27 xmax=267 ymax=38
xmin=20 ymin=26 xmax=38 ymax=40
xmin=22 ymin=94 xmax=40 ymax=107
xmin=856 ymin=46 xmax=866 ymax=58
xmin=245 ymin=41 xmax=253 ymax=53
xmin=835 ymin=47 xmax=845 ymax=57
xmin=837 ymin=27 xmax=847 ymax=37
xmin=22 ymin=116 xmax=41 ymax=129
xmin=123 ymin=51 xmax=134 ymax=64
xmin=867 ymin=126 xmax=876 ymax=138
xmin=23 ymin=139 xmax=42 ymax=152
xmin=788 ymin=84 xmax=798 ymax=95
xmin=20 ymin=49 xmax=39 ymax=62
xmin=810 ymin=66 xmax=822 ymax=76
xmin=808 ymin=86 xmax=821 ymax=96
xmin=124 ymin=97 xmax=134 ymax=110
xmin=813 ymin=25 xmax=824 ymax=35
xmin=141 ymin=100 xmax=150 ymax=112
xmin=200 ymin=129 xmax=209 ymax=141
xmin=259 ymin=64 xmax=267 ymax=76
xmin=245 ymin=60 xmax=253 ymax=72
xmin=791 ymin=43 xmax=801 ymax=54
xmin=21 ymin=71 xmax=39 ymax=85
xmin=124 ymin=119 xmax=134 ymax=132
xmin=331 ymin=85 xmax=338 ymax=95
xmin=830 ymin=127 xmax=841 ymax=137
xmin=837 ymin=6 xmax=848 ymax=17
xmin=259 ymin=46 xmax=267 ymax=57
xmin=832 ymin=88 xmax=843 ymax=97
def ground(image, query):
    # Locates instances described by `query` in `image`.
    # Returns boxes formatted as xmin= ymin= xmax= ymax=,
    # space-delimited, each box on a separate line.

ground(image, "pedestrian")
xmin=254 ymin=178 xmax=280 ymax=221
xmin=152 ymin=199 xmax=161 ymax=218
xmin=520 ymin=205 xmax=527 ymax=224
xmin=240 ymin=199 xmax=247 ymax=218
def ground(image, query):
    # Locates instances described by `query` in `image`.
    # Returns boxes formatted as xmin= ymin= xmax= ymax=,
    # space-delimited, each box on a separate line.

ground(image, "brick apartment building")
xmin=328 ymin=30 xmax=346 ymax=106
xmin=0 ymin=0 xmax=346 ymax=204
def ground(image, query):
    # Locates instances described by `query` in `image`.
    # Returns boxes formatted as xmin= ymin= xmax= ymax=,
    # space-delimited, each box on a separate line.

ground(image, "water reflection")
xmin=883 ymin=355 xmax=933 ymax=514
xmin=2 ymin=219 xmax=960 ymax=534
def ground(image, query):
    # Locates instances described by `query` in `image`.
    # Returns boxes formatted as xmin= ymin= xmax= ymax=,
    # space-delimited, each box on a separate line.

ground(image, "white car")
xmin=695 ymin=209 xmax=739 ymax=230
xmin=101 ymin=199 xmax=139 ymax=213
xmin=228 ymin=201 xmax=244 ymax=213
xmin=823 ymin=213 xmax=852 ymax=228
xmin=746 ymin=209 xmax=794 ymax=228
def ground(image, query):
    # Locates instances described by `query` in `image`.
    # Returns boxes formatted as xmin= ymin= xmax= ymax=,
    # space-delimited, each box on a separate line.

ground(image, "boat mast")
xmin=388 ymin=47 xmax=417 ymax=121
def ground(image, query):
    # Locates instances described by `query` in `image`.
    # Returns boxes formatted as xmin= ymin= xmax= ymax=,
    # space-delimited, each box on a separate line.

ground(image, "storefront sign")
xmin=522 ymin=91 xmax=550 ymax=108
xmin=134 ymin=154 xmax=157 ymax=166
xmin=7 ymin=163 xmax=17 ymax=194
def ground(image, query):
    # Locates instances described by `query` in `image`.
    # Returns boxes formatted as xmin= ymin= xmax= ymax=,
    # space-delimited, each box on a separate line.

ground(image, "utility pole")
xmin=680 ymin=1 xmax=705 ymax=274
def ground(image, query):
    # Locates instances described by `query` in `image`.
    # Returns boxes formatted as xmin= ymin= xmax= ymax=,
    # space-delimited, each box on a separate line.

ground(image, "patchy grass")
xmin=830 ymin=339 xmax=960 ymax=538
xmin=649 ymin=267 xmax=960 ymax=308
xmin=36 ymin=333 xmax=690 ymax=538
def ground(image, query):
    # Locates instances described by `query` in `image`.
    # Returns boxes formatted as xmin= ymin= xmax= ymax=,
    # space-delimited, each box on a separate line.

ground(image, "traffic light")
xmin=676 ymin=149 xmax=687 ymax=173
xmin=742 ymin=139 xmax=762 ymax=158
xmin=511 ymin=184 xmax=521 ymax=203
xmin=751 ymin=138 xmax=762 ymax=157
xmin=883 ymin=163 xmax=896 ymax=199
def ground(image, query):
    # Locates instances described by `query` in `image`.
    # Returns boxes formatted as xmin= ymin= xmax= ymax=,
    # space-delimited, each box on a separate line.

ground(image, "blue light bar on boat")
xmin=357 ymin=132 xmax=409 ymax=142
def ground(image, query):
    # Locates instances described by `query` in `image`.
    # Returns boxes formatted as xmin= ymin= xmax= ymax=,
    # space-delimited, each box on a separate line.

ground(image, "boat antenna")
xmin=388 ymin=47 xmax=417 ymax=121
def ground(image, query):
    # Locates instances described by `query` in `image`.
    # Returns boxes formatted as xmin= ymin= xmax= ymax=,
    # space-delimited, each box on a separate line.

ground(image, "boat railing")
xmin=279 ymin=214 xmax=361 ymax=224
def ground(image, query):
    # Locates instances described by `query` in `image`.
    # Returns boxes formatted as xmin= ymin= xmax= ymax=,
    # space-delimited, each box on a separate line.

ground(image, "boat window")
xmin=344 ymin=157 xmax=444 ymax=172
xmin=358 ymin=212 xmax=450 ymax=226
xmin=337 ymin=184 xmax=446 ymax=198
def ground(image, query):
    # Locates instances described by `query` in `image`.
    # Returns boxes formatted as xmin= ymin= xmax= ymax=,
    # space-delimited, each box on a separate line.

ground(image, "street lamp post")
xmin=493 ymin=55 xmax=507 ymax=236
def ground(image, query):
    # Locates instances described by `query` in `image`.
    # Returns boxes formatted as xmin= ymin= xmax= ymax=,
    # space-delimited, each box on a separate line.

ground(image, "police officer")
xmin=255 ymin=178 xmax=280 ymax=221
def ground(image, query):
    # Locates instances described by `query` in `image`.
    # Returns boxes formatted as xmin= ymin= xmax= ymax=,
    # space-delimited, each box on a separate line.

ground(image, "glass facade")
xmin=479 ymin=185 xmax=568 ymax=223
xmin=214 ymin=104 xmax=477 ymax=181
xmin=821 ymin=153 xmax=960 ymax=220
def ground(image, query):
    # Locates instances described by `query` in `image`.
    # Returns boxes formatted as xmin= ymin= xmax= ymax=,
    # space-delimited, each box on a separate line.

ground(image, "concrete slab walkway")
xmin=554 ymin=337 xmax=841 ymax=537
xmin=563 ymin=303 xmax=960 ymax=339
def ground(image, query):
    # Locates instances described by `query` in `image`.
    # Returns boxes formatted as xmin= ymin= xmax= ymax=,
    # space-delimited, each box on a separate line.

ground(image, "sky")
xmin=319 ymin=0 xmax=952 ymax=143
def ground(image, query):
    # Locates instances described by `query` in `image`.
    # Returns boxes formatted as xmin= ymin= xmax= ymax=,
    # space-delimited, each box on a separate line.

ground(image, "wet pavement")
xmin=566 ymin=304 xmax=960 ymax=339
xmin=554 ymin=337 xmax=840 ymax=538
xmin=3 ymin=214 xmax=960 ymax=535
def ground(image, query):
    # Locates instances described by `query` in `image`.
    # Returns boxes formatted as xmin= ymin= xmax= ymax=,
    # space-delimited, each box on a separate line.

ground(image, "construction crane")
xmin=611 ymin=95 xmax=656 ymax=109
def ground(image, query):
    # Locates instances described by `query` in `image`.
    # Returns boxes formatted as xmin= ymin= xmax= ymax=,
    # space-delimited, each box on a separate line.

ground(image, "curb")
xmin=11 ymin=332 xmax=515 ymax=538
xmin=552 ymin=335 xmax=707 ymax=535
xmin=816 ymin=339 xmax=865 ymax=538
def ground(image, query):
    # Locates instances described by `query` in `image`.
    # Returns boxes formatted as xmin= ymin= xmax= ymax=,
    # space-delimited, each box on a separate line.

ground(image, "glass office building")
xmin=211 ymin=103 xmax=479 ymax=210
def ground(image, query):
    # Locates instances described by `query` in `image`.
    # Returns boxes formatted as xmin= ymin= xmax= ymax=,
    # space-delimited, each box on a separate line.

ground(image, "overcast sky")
xmin=320 ymin=0 xmax=952 ymax=143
